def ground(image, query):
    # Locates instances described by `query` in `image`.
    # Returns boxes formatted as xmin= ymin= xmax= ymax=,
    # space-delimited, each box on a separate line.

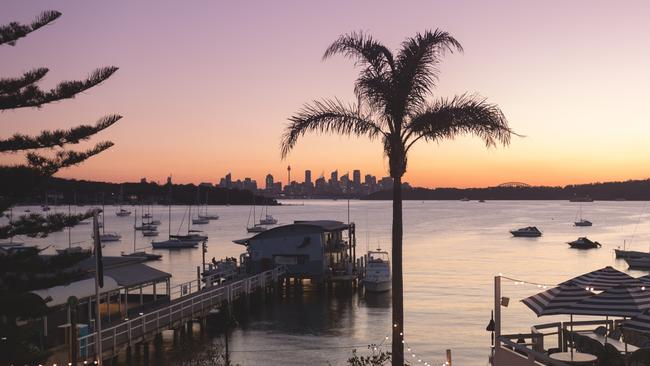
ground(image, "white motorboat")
xmin=574 ymin=219 xmax=593 ymax=227
xmin=567 ymin=237 xmax=601 ymax=249
xmin=363 ymin=249 xmax=391 ymax=292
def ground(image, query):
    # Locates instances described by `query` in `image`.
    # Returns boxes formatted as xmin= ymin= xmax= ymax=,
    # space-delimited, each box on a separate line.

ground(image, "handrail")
xmin=496 ymin=337 xmax=569 ymax=366
xmin=78 ymin=266 xmax=285 ymax=359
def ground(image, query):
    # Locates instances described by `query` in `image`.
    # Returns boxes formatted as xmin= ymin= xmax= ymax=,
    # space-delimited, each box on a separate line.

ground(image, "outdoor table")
xmin=582 ymin=332 xmax=639 ymax=353
xmin=549 ymin=351 xmax=597 ymax=365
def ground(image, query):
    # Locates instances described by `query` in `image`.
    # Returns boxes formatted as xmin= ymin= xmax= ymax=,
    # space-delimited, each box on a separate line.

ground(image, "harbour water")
xmin=11 ymin=200 xmax=650 ymax=365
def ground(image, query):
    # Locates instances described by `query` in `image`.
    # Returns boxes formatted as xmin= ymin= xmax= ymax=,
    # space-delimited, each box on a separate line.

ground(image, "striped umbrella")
xmin=622 ymin=309 xmax=650 ymax=334
xmin=521 ymin=285 xmax=594 ymax=316
xmin=568 ymin=284 xmax=650 ymax=317
xmin=560 ymin=266 xmax=643 ymax=291
xmin=638 ymin=274 xmax=650 ymax=286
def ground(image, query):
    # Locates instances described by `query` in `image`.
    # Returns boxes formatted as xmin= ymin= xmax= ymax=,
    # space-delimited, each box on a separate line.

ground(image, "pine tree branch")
xmin=0 ymin=68 xmax=49 ymax=95
xmin=0 ymin=10 xmax=62 ymax=46
xmin=0 ymin=66 xmax=118 ymax=110
xmin=25 ymin=141 xmax=114 ymax=174
xmin=0 ymin=211 xmax=94 ymax=239
xmin=0 ymin=115 xmax=122 ymax=152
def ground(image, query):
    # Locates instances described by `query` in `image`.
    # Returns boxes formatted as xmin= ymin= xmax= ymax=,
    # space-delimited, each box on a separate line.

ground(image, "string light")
xmin=372 ymin=325 xmax=449 ymax=366
xmin=501 ymin=275 xmax=556 ymax=288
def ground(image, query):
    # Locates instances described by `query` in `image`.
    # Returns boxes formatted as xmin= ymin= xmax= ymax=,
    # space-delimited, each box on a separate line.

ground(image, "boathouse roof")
xmin=103 ymin=263 xmax=171 ymax=288
xmin=233 ymin=220 xmax=349 ymax=245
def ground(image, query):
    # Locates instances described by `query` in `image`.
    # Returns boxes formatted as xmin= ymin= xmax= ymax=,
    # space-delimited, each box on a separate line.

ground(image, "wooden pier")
xmin=77 ymin=266 xmax=286 ymax=362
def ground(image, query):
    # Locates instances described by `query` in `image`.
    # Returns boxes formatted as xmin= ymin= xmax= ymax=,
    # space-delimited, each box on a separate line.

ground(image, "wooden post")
xmin=446 ymin=349 xmax=452 ymax=366
xmin=197 ymin=266 xmax=202 ymax=291
xmin=494 ymin=276 xmax=501 ymax=349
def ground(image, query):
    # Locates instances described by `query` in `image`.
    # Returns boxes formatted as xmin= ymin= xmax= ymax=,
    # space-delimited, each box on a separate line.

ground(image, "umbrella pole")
xmin=571 ymin=314 xmax=574 ymax=357
xmin=624 ymin=316 xmax=628 ymax=354
xmin=605 ymin=316 xmax=608 ymax=344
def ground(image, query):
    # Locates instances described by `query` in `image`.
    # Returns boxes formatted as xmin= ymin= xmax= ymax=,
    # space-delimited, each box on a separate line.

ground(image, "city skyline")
xmin=3 ymin=1 xmax=650 ymax=188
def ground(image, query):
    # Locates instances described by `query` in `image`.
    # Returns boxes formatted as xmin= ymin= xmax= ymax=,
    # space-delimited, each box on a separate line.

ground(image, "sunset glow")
xmin=3 ymin=0 xmax=650 ymax=188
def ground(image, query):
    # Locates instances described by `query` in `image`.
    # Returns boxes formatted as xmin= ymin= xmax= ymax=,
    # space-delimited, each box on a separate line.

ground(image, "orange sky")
xmin=3 ymin=1 xmax=650 ymax=188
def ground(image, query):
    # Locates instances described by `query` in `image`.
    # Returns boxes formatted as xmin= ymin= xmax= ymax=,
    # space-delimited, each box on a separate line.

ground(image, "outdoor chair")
xmin=594 ymin=326 xmax=607 ymax=336
xmin=628 ymin=348 xmax=650 ymax=366
xmin=609 ymin=328 xmax=622 ymax=341
xmin=602 ymin=343 xmax=625 ymax=366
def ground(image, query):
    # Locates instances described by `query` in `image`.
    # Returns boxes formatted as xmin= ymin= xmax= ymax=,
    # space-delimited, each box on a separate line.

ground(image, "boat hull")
xmin=510 ymin=231 xmax=542 ymax=237
xmin=615 ymin=249 xmax=650 ymax=259
xmin=364 ymin=280 xmax=391 ymax=293
xmin=625 ymin=257 xmax=650 ymax=269
xmin=151 ymin=240 xmax=198 ymax=249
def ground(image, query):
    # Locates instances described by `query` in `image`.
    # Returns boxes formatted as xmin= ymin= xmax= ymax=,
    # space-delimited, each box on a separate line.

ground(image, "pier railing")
xmin=78 ymin=266 xmax=285 ymax=360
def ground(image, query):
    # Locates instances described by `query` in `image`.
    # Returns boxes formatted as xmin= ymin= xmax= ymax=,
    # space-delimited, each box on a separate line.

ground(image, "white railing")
xmin=78 ymin=266 xmax=285 ymax=360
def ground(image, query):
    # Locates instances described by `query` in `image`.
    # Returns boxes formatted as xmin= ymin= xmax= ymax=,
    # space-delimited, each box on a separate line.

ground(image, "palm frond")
xmin=395 ymin=29 xmax=463 ymax=115
xmin=323 ymin=31 xmax=395 ymax=73
xmin=281 ymin=99 xmax=386 ymax=158
xmin=404 ymin=94 xmax=515 ymax=152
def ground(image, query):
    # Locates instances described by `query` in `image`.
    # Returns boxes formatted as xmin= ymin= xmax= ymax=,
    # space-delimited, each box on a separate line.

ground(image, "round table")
xmin=549 ymin=351 xmax=597 ymax=365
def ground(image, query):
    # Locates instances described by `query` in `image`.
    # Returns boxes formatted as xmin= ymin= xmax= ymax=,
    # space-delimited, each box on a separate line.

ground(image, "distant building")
xmin=330 ymin=170 xmax=338 ymax=185
xmin=353 ymin=170 xmax=361 ymax=187
xmin=140 ymin=177 xmax=147 ymax=184
xmin=265 ymin=174 xmax=274 ymax=190
xmin=199 ymin=182 xmax=213 ymax=187
xmin=305 ymin=170 xmax=312 ymax=185
xmin=379 ymin=177 xmax=393 ymax=190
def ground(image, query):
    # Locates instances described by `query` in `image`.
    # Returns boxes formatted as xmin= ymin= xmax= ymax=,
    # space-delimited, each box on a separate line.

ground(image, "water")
xmin=9 ymin=200 xmax=650 ymax=365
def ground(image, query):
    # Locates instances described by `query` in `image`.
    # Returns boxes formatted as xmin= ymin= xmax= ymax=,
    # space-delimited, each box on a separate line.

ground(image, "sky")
xmin=2 ymin=0 xmax=650 ymax=188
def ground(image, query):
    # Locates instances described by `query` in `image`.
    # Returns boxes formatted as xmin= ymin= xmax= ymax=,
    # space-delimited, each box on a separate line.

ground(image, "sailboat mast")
xmin=134 ymin=208 xmax=137 ymax=253
xmin=68 ymin=204 xmax=72 ymax=248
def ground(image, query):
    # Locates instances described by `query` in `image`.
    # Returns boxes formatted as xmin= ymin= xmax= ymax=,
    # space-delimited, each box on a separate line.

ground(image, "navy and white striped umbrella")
xmin=560 ymin=266 xmax=643 ymax=291
xmin=622 ymin=309 xmax=650 ymax=333
xmin=638 ymin=274 xmax=650 ymax=286
xmin=521 ymin=285 xmax=594 ymax=316
xmin=568 ymin=284 xmax=650 ymax=317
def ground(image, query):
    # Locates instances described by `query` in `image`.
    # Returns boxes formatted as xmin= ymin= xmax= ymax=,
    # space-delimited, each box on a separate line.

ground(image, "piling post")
xmin=143 ymin=342 xmax=149 ymax=366
xmin=494 ymin=275 xmax=501 ymax=349
xmin=446 ymin=349 xmax=452 ymax=366
xmin=197 ymin=266 xmax=202 ymax=291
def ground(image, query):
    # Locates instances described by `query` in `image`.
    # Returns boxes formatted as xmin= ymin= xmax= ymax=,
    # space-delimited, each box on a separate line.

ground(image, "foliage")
xmin=347 ymin=348 xmax=393 ymax=366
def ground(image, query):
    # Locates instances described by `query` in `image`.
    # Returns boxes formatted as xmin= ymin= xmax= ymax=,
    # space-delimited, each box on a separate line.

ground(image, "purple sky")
xmin=3 ymin=1 xmax=650 ymax=187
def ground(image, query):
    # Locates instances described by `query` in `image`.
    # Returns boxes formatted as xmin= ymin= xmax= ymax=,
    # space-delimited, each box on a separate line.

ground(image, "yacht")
xmin=192 ymin=217 xmax=209 ymax=225
xmin=135 ymin=224 xmax=157 ymax=231
xmin=151 ymin=238 xmax=199 ymax=249
xmin=510 ymin=226 xmax=542 ymax=237
xmin=625 ymin=257 xmax=650 ymax=270
xmin=98 ymin=232 xmax=121 ymax=242
xmin=198 ymin=213 xmax=220 ymax=220
xmin=363 ymin=249 xmax=391 ymax=292
xmin=247 ymin=224 xmax=267 ymax=233
xmin=170 ymin=231 xmax=208 ymax=241
xmin=574 ymin=219 xmax=593 ymax=227
xmin=260 ymin=214 xmax=278 ymax=225
xmin=56 ymin=246 xmax=91 ymax=255
xmin=142 ymin=230 xmax=159 ymax=237
xmin=116 ymin=208 xmax=132 ymax=217
xmin=121 ymin=251 xmax=162 ymax=261
xmin=568 ymin=237 xmax=601 ymax=249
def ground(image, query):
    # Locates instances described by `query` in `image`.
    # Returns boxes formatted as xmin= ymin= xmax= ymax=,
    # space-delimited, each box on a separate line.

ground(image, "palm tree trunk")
xmin=391 ymin=175 xmax=404 ymax=366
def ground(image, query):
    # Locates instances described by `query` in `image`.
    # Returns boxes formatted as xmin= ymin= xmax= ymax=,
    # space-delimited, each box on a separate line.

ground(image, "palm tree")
xmin=281 ymin=30 xmax=514 ymax=366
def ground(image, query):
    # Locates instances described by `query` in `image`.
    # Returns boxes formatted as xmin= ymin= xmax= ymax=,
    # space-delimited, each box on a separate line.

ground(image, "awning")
xmin=31 ymin=276 xmax=119 ymax=308
xmin=104 ymin=263 xmax=171 ymax=288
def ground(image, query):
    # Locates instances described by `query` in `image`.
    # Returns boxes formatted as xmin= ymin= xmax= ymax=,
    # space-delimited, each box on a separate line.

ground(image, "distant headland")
xmin=362 ymin=179 xmax=650 ymax=201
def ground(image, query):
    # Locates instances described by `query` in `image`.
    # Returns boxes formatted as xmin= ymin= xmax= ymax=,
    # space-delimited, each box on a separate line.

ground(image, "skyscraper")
xmin=353 ymin=169 xmax=361 ymax=187
xmin=305 ymin=170 xmax=312 ymax=185
xmin=265 ymin=174 xmax=274 ymax=190
xmin=330 ymin=170 xmax=338 ymax=184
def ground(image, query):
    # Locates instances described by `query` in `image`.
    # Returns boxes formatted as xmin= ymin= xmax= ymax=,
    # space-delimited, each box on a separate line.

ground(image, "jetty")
xmin=76 ymin=266 xmax=285 ymax=362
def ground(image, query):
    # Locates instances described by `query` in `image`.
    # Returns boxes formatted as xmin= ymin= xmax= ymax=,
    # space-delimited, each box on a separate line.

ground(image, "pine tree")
xmin=0 ymin=11 xmax=122 ymax=364
xmin=0 ymin=10 xmax=122 ymax=238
